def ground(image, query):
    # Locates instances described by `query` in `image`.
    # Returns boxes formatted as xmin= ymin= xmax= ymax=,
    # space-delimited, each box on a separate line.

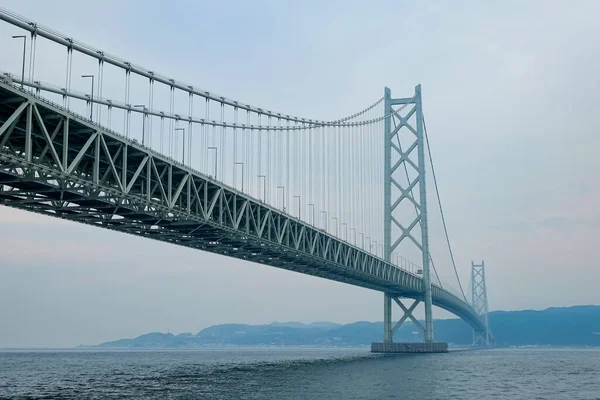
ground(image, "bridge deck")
xmin=0 ymin=80 xmax=485 ymax=333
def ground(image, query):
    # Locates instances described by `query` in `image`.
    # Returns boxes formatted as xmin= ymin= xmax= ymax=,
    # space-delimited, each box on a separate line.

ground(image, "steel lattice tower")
xmin=471 ymin=261 xmax=491 ymax=346
xmin=383 ymin=85 xmax=434 ymax=344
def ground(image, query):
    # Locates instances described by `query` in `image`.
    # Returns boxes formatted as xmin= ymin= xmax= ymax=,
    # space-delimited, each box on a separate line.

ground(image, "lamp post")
xmin=134 ymin=105 xmax=147 ymax=145
xmin=257 ymin=175 xmax=266 ymax=202
xmin=277 ymin=186 xmax=285 ymax=212
xmin=308 ymin=203 xmax=315 ymax=226
xmin=320 ymin=210 xmax=328 ymax=232
xmin=175 ymin=128 xmax=185 ymax=163
xmin=350 ymin=227 xmax=356 ymax=246
xmin=208 ymin=146 xmax=218 ymax=178
xmin=11 ymin=35 xmax=26 ymax=89
xmin=332 ymin=217 xmax=338 ymax=237
xmin=235 ymin=162 xmax=244 ymax=192
xmin=340 ymin=222 xmax=348 ymax=242
xmin=59 ymin=88 xmax=67 ymax=106
xmin=81 ymin=74 xmax=94 ymax=120
xmin=106 ymin=100 xmax=113 ymax=128
xmin=293 ymin=195 xmax=301 ymax=219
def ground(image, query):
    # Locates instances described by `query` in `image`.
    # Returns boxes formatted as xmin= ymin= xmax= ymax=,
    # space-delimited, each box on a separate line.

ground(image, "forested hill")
xmin=96 ymin=305 xmax=600 ymax=348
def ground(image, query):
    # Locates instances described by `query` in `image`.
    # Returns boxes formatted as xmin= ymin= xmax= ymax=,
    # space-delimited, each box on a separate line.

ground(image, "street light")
xmin=320 ymin=210 xmax=328 ymax=232
xmin=350 ymin=228 xmax=356 ymax=246
xmin=257 ymin=175 xmax=266 ymax=202
xmin=81 ymin=74 xmax=94 ymax=120
xmin=308 ymin=203 xmax=315 ymax=226
xmin=277 ymin=186 xmax=285 ymax=212
xmin=11 ymin=35 xmax=26 ymax=89
xmin=331 ymin=217 xmax=338 ymax=237
xmin=107 ymin=100 xmax=113 ymax=128
xmin=208 ymin=146 xmax=218 ymax=178
xmin=175 ymin=128 xmax=185 ymax=163
xmin=293 ymin=195 xmax=301 ymax=219
xmin=340 ymin=222 xmax=348 ymax=241
xmin=235 ymin=162 xmax=244 ymax=192
xmin=134 ymin=105 xmax=147 ymax=145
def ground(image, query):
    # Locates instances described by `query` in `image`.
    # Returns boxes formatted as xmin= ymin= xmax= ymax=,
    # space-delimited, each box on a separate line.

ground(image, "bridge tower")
xmin=471 ymin=261 xmax=492 ymax=346
xmin=382 ymin=85 xmax=434 ymax=344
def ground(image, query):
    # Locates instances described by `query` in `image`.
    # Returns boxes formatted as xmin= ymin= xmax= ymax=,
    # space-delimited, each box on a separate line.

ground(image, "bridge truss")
xmin=0 ymin=82 xmax=485 ymax=333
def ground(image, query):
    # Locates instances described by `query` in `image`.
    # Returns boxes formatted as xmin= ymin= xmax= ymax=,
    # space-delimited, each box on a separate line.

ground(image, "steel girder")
xmin=0 ymin=81 xmax=486 ymax=333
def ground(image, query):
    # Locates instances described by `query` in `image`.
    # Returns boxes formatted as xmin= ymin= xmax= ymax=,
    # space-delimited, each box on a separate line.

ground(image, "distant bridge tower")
xmin=471 ymin=261 xmax=491 ymax=346
xmin=383 ymin=84 xmax=434 ymax=344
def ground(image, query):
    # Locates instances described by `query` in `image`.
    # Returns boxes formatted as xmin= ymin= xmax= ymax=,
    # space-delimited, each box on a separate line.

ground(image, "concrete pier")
xmin=371 ymin=342 xmax=448 ymax=353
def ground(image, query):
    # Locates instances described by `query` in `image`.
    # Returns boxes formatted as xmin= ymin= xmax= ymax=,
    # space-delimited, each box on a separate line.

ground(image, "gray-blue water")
xmin=0 ymin=348 xmax=599 ymax=399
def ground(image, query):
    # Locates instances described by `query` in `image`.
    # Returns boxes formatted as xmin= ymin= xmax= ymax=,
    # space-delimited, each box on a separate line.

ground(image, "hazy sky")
xmin=0 ymin=0 xmax=599 ymax=348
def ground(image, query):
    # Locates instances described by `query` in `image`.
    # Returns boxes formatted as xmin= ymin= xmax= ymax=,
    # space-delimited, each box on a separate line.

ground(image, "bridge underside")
xmin=0 ymin=81 xmax=486 ymax=334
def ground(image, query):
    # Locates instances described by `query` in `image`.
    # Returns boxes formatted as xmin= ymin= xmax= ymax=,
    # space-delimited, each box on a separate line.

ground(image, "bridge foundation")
xmin=371 ymin=342 xmax=448 ymax=353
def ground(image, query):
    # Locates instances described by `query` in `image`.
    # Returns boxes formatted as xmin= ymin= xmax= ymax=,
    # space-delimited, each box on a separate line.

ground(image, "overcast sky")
xmin=0 ymin=0 xmax=599 ymax=348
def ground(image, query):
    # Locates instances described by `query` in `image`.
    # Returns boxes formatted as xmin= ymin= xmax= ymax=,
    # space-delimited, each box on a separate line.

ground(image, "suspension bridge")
xmin=0 ymin=8 xmax=492 ymax=350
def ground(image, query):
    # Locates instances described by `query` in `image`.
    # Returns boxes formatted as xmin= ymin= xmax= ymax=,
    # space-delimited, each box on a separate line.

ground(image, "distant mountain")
xmin=96 ymin=305 xmax=600 ymax=348
xmin=489 ymin=306 xmax=600 ymax=346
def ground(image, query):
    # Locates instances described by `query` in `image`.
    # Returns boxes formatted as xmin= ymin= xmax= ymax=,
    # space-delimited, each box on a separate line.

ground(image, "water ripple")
xmin=0 ymin=348 xmax=599 ymax=399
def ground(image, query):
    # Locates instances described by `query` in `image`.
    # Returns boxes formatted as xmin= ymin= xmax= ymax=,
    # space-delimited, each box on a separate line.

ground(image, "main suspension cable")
xmin=333 ymin=97 xmax=384 ymax=123
xmin=423 ymin=115 xmax=467 ymax=302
